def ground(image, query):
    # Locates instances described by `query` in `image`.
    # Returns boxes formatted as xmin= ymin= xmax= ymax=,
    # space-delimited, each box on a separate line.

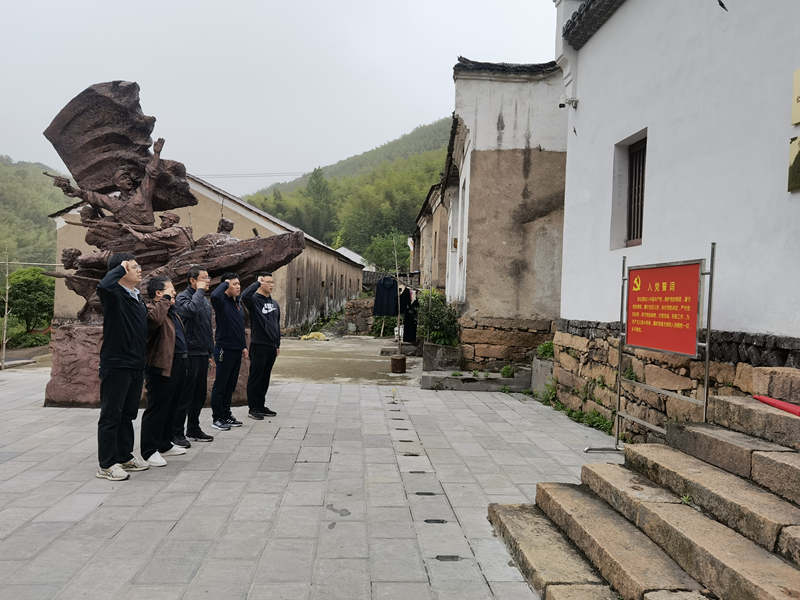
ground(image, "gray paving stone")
xmin=131 ymin=492 xmax=196 ymax=521
xmin=367 ymin=483 xmax=407 ymax=507
xmin=0 ymin=583 xmax=60 ymax=599
xmin=296 ymin=446 xmax=332 ymax=463
xmin=371 ymin=581 xmax=434 ymax=600
xmin=317 ymin=520 xmax=368 ymax=558
xmin=210 ymin=520 xmax=271 ymax=559
xmin=311 ymin=558 xmax=370 ymax=600
xmin=489 ymin=581 xmax=542 ymax=600
xmin=102 ymin=480 xmax=166 ymax=506
xmin=255 ymin=538 xmax=316 ymax=582
xmin=249 ymin=582 xmax=310 ymax=600
xmin=9 ymin=538 xmax=105 ymax=584
xmin=33 ymin=493 xmax=109 ymax=522
xmin=136 ymin=540 xmax=211 ymax=584
xmin=182 ymin=558 xmax=255 ymax=599
xmin=167 ymin=505 xmax=231 ymax=540
xmin=103 ymin=520 xmax=174 ymax=559
xmin=293 ymin=462 xmax=329 ymax=481
xmin=259 ymin=453 xmax=297 ymax=472
xmin=246 ymin=471 xmax=291 ymax=493
xmin=193 ymin=481 xmax=246 ymax=506
xmin=323 ymin=492 xmax=366 ymax=521
xmin=0 ymin=521 xmax=72 ymax=560
xmin=369 ymin=538 xmax=427 ymax=581
xmin=115 ymin=584 xmax=186 ymax=600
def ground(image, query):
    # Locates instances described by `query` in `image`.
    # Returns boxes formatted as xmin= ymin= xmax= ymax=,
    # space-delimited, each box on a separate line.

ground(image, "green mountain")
xmin=0 ymin=156 xmax=73 ymax=267
xmin=253 ymin=117 xmax=451 ymax=197
xmin=245 ymin=117 xmax=451 ymax=251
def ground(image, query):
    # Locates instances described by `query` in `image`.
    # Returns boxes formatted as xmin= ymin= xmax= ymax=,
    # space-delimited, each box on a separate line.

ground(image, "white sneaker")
xmin=161 ymin=444 xmax=186 ymax=456
xmin=147 ymin=451 xmax=167 ymax=467
xmin=96 ymin=463 xmax=129 ymax=481
xmin=119 ymin=456 xmax=150 ymax=471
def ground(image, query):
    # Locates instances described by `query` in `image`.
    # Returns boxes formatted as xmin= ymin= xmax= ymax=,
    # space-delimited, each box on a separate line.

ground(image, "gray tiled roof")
xmin=453 ymin=56 xmax=559 ymax=77
xmin=563 ymin=0 xmax=627 ymax=50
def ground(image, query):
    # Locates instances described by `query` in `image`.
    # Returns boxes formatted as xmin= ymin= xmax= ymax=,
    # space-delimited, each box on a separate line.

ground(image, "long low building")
xmin=50 ymin=174 xmax=363 ymax=330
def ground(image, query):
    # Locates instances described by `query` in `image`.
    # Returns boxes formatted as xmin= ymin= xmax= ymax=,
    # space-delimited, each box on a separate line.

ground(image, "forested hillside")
xmin=254 ymin=117 xmax=451 ymax=197
xmin=245 ymin=117 xmax=451 ymax=263
xmin=0 ymin=156 xmax=72 ymax=266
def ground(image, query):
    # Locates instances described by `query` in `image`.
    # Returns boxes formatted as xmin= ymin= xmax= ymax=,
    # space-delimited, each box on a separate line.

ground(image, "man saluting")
xmin=242 ymin=273 xmax=280 ymax=421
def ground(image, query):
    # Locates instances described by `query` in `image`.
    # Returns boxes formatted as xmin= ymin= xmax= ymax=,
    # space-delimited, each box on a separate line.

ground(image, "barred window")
xmin=626 ymin=138 xmax=647 ymax=246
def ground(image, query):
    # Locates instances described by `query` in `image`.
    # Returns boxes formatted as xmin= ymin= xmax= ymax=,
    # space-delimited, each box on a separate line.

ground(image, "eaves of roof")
xmin=563 ymin=0 xmax=627 ymax=50
xmin=453 ymin=56 xmax=560 ymax=80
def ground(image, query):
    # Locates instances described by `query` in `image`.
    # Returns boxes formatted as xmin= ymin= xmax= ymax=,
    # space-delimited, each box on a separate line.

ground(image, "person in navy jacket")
xmin=241 ymin=272 xmax=281 ymax=420
xmin=209 ymin=273 xmax=248 ymax=430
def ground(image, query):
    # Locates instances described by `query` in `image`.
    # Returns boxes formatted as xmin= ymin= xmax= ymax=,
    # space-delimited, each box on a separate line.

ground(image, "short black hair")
xmin=187 ymin=265 xmax=207 ymax=283
xmin=147 ymin=276 xmax=171 ymax=299
xmin=108 ymin=252 xmax=135 ymax=272
xmin=258 ymin=272 xmax=273 ymax=279
xmin=222 ymin=272 xmax=239 ymax=282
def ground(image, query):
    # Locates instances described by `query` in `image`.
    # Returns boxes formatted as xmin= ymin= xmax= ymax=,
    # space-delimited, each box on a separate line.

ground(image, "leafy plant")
xmin=451 ymin=371 xmax=462 ymax=377
xmin=362 ymin=230 xmax=410 ymax=272
xmin=6 ymin=331 xmax=50 ymax=349
xmin=7 ymin=267 xmax=54 ymax=332
xmin=472 ymin=370 xmax=479 ymax=377
xmin=417 ymin=289 xmax=459 ymax=347
xmin=500 ymin=365 xmax=514 ymax=378
xmin=623 ymin=365 xmax=639 ymax=382
xmin=484 ymin=372 xmax=490 ymax=378
xmin=681 ymin=494 xmax=693 ymax=506
xmin=500 ymin=385 xmax=511 ymax=394
xmin=535 ymin=340 xmax=554 ymax=358
xmin=568 ymin=348 xmax=579 ymax=359
xmin=371 ymin=316 xmax=397 ymax=337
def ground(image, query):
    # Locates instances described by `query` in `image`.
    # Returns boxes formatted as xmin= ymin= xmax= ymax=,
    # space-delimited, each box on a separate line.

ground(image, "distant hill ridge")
xmin=252 ymin=117 xmax=451 ymax=196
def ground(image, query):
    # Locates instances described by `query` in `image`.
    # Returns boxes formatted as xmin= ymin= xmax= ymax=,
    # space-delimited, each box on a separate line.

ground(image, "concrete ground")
xmin=0 ymin=364 xmax=623 ymax=599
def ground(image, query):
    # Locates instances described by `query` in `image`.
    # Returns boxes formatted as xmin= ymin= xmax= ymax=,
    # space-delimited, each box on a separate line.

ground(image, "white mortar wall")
xmin=559 ymin=0 xmax=800 ymax=336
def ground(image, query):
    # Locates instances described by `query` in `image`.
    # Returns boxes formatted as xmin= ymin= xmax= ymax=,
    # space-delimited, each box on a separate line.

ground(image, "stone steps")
xmin=624 ymin=443 xmax=800 ymax=558
xmin=708 ymin=394 xmax=800 ymax=450
xmin=535 ymin=482 xmax=703 ymax=600
xmin=487 ymin=503 xmax=614 ymax=599
xmin=665 ymin=421 xmax=794 ymax=479
xmin=582 ymin=462 xmax=800 ymax=599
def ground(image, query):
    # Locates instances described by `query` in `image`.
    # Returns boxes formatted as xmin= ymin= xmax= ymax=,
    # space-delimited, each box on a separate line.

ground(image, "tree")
xmin=362 ymin=231 xmax=410 ymax=272
xmin=8 ymin=268 xmax=54 ymax=332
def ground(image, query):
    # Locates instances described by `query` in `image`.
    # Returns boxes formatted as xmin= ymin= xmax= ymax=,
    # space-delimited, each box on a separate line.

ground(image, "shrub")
xmin=535 ymin=340 xmax=554 ymax=358
xmin=500 ymin=365 xmax=514 ymax=378
xmin=416 ymin=289 xmax=459 ymax=347
xmin=371 ymin=316 xmax=397 ymax=337
xmin=6 ymin=332 xmax=50 ymax=349
xmin=8 ymin=268 xmax=54 ymax=332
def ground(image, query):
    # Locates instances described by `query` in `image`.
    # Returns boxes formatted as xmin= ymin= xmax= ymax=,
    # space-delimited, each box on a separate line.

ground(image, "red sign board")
xmin=625 ymin=261 xmax=703 ymax=356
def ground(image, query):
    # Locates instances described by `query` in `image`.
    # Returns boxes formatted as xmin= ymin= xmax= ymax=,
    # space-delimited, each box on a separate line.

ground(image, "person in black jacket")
xmin=95 ymin=253 xmax=150 ymax=481
xmin=242 ymin=272 xmax=280 ymax=420
xmin=173 ymin=265 xmax=215 ymax=446
xmin=209 ymin=272 xmax=248 ymax=431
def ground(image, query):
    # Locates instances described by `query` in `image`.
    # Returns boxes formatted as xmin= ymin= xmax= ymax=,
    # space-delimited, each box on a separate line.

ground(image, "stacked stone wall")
xmin=554 ymin=319 xmax=800 ymax=443
xmin=344 ymin=298 xmax=374 ymax=334
xmin=459 ymin=317 xmax=555 ymax=371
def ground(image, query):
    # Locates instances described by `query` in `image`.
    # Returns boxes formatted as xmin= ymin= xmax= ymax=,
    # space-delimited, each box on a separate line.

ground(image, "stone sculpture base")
xmin=45 ymin=324 xmax=250 ymax=408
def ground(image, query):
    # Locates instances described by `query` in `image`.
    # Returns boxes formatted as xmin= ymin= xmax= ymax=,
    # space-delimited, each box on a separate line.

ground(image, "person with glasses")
xmin=94 ymin=252 xmax=150 ymax=481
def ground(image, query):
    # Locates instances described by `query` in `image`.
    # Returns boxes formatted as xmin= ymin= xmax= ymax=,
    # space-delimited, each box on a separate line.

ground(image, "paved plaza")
xmin=0 ymin=370 xmax=623 ymax=600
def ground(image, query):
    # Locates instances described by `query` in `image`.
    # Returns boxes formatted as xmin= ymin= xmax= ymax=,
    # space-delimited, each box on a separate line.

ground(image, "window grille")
xmin=626 ymin=138 xmax=647 ymax=246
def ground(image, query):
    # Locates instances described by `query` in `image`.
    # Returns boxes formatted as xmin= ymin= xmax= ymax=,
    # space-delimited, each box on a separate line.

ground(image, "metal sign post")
xmin=585 ymin=243 xmax=717 ymax=453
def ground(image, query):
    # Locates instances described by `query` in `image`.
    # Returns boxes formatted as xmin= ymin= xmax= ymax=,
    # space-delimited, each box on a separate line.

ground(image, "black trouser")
xmin=98 ymin=367 xmax=144 ymax=470
xmin=247 ymin=343 xmax=278 ymax=412
xmin=141 ymin=355 xmax=188 ymax=460
xmin=173 ymin=354 xmax=210 ymax=437
xmin=211 ymin=346 xmax=241 ymax=421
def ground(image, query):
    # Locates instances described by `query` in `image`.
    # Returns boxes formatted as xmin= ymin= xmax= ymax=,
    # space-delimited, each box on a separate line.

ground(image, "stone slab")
xmin=624 ymin=443 xmax=800 ymax=552
xmin=487 ymin=504 xmax=602 ymax=595
xmin=535 ymin=483 xmax=701 ymax=600
xmin=751 ymin=450 xmax=800 ymax=505
xmin=580 ymin=463 xmax=680 ymax=523
xmin=643 ymin=593 xmax=710 ymax=600
xmin=666 ymin=422 xmax=793 ymax=478
xmin=545 ymin=584 xmax=617 ymax=600
xmin=637 ymin=502 xmax=800 ymax=600
xmin=707 ymin=394 xmax=800 ymax=450
xmin=778 ymin=526 xmax=800 ymax=567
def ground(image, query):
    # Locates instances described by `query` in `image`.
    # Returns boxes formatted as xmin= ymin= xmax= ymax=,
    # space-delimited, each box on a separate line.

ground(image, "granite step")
xmin=583 ymin=462 xmax=800 ymax=596
xmin=752 ymin=450 xmax=800 ymax=506
xmin=665 ymin=421 xmax=795 ymax=478
xmin=708 ymin=394 xmax=800 ymax=450
xmin=487 ymin=503 xmax=613 ymax=599
xmin=624 ymin=444 xmax=800 ymax=560
xmin=535 ymin=482 xmax=702 ymax=600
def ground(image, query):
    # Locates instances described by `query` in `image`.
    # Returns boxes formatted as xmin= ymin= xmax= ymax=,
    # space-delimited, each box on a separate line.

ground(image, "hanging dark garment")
xmin=372 ymin=277 xmax=398 ymax=317
xmin=399 ymin=287 xmax=411 ymax=315
xmin=403 ymin=299 xmax=418 ymax=343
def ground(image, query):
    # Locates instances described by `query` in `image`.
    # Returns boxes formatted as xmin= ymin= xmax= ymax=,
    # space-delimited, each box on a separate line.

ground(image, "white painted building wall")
xmin=446 ymin=70 xmax=567 ymax=302
xmin=556 ymin=0 xmax=800 ymax=336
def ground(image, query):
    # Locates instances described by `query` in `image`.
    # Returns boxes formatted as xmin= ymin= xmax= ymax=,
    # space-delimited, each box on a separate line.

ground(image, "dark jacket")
xmin=175 ymin=286 xmax=213 ymax=357
xmin=372 ymin=276 xmax=398 ymax=317
xmin=242 ymin=282 xmax=281 ymax=348
xmin=96 ymin=264 xmax=147 ymax=370
xmin=210 ymin=281 xmax=246 ymax=350
xmin=145 ymin=297 xmax=185 ymax=377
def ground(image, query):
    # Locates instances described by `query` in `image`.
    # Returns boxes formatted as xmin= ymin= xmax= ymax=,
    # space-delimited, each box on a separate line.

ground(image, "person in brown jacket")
xmin=140 ymin=276 xmax=190 ymax=466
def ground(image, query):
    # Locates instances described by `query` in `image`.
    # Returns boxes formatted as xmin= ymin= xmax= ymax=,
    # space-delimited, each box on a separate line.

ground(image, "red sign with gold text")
xmin=626 ymin=261 xmax=703 ymax=356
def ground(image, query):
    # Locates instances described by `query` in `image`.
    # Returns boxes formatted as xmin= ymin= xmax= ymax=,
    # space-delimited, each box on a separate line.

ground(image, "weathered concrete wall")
xmin=459 ymin=316 xmax=553 ymax=371
xmin=464 ymin=148 xmax=565 ymax=321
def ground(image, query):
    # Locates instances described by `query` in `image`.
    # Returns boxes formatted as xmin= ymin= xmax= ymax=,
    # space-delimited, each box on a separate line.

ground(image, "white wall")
xmin=558 ymin=0 xmax=800 ymax=336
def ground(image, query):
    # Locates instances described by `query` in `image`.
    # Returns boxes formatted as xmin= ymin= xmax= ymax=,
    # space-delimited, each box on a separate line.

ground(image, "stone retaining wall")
xmin=553 ymin=319 xmax=800 ymax=443
xmin=344 ymin=298 xmax=375 ymax=334
xmin=459 ymin=317 xmax=555 ymax=371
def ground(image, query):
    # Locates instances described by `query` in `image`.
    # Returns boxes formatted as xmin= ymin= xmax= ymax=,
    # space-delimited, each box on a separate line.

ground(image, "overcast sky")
xmin=1 ymin=0 xmax=557 ymax=196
